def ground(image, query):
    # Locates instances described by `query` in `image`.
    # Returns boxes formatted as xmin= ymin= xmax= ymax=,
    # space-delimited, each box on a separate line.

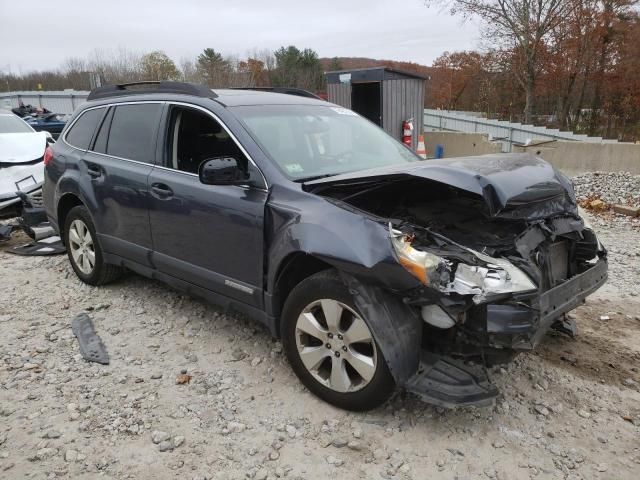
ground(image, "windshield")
xmin=0 ymin=115 xmax=33 ymax=133
xmin=232 ymin=104 xmax=418 ymax=180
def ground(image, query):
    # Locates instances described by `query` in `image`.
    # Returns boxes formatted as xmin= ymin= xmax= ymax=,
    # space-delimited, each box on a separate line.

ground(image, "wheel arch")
xmin=270 ymin=252 xmax=334 ymax=335
xmin=57 ymin=193 xmax=85 ymax=241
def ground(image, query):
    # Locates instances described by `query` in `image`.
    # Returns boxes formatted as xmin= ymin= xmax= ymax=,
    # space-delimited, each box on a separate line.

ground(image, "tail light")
xmin=43 ymin=146 xmax=54 ymax=167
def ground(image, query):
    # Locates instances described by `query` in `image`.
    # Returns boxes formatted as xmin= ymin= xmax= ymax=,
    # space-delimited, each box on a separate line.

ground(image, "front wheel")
xmin=281 ymin=270 xmax=395 ymax=411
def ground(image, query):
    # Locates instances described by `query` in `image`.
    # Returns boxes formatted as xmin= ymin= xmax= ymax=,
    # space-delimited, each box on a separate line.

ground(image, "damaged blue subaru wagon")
xmin=43 ymin=81 xmax=607 ymax=411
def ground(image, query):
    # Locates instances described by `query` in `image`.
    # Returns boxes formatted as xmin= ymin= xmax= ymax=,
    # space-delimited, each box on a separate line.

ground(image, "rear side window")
xmin=92 ymin=107 xmax=114 ymax=154
xmin=65 ymin=108 xmax=104 ymax=149
xmin=106 ymin=104 xmax=161 ymax=163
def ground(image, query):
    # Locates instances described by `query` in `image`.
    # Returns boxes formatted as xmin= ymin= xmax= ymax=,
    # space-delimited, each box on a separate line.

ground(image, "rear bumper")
xmin=476 ymin=258 xmax=608 ymax=350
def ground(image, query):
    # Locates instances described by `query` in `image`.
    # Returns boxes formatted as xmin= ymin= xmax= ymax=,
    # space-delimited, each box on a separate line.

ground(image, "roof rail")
xmin=230 ymin=87 xmax=322 ymax=100
xmin=87 ymin=81 xmax=217 ymax=101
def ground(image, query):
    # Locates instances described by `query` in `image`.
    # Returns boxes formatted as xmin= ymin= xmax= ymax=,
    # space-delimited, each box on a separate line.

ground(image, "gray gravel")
xmin=573 ymin=171 xmax=640 ymax=206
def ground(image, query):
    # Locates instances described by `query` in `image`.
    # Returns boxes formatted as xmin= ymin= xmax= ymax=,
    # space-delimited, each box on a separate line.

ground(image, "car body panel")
xmin=0 ymin=121 xmax=47 ymax=211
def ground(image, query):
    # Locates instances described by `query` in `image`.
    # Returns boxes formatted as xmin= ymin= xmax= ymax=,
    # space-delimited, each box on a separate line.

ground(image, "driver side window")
xmin=166 ymin=106 xmax=246 ymax=174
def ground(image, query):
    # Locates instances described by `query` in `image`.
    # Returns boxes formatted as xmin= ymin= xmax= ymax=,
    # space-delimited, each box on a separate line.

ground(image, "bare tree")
xmin=436 ymin=0 xmax=572 ymax=122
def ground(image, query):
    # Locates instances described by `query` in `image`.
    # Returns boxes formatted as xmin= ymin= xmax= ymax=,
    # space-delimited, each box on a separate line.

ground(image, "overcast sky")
xmin=0 ymin=0 xmax=479 ymax=73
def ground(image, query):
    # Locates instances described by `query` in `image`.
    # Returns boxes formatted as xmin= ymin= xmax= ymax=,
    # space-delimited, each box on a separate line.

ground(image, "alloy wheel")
xmin=295 ymin=299 xmax=377 ymax=393
xmin=68 ymin=219 xmax=95 ymax=275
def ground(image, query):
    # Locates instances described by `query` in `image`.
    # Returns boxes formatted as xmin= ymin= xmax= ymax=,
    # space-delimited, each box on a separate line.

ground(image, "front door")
xmin=147 ymin=104 xmax=267 ymax=307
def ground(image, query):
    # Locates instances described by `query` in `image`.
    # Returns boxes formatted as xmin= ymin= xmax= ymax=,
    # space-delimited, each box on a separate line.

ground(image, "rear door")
xmin=80 ymin=102 xmax=163 ymax=266
xmin=147 ymin=103 xmax=268 ymax=307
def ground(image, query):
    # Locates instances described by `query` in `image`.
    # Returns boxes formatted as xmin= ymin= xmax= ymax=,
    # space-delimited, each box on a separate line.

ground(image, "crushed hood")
xmin=305 ymin=153 xmax=577 ymax=219
xmin=0 ymin=132 xmax=47 ymax=164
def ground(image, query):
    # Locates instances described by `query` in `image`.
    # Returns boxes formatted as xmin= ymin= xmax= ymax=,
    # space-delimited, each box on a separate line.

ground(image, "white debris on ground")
xmin=1 ymin=174 xmax=639 ymax=479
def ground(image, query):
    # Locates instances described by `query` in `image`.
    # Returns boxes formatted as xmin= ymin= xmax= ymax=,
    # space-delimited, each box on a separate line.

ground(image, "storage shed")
xmin=325 ymin=67 xmax=426 ymax=150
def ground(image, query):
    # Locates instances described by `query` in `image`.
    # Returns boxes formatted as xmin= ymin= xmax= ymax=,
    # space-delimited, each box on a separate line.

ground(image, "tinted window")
xmin=65 ymin=108 xmax=103 ymax=149
xmin=106 ymin=104 xmax=161 ymax=163
xmin=92 ymin=107 xmax=114 ymax=154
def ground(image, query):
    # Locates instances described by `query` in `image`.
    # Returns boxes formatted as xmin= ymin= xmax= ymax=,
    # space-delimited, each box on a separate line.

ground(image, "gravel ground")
xmin=1 ymin=181 xmax=639 ymax=479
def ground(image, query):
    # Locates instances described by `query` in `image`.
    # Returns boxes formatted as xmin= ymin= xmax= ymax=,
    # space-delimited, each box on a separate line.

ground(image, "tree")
xmin=140 ymin=50 xmax=180 ymax=81
xmin=271 ymin=46 xmax=323 ymax=91
xmin=437 ymin=0 xmax=572 ymax=123
xmin=197 ymin=48 xmax=230 ymax=87
xmin=430 ymin=51 xmax=485 ymax=110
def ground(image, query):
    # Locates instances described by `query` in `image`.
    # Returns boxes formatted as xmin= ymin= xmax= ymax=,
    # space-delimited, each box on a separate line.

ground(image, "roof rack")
xmin=230 ymin=87 xmax=322 ymax=99
xmin=87 ymin=81 xmax=217 ymax=101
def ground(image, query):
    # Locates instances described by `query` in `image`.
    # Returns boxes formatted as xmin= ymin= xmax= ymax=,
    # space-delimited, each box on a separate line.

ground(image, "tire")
xmin=63 ymin=205 xmax=123 ymax=286
xmin=281 ymin=270 xmax=395 ymax=411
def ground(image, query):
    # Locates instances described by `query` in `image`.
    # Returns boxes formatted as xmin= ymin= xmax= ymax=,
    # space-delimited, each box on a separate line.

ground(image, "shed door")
xmin=351 ymin=82 xmax=382 ymax=126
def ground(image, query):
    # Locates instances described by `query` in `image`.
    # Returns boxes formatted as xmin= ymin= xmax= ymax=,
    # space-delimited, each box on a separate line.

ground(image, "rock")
xmin=492 ymin=439 xmax=505 ymax=448
xmin=251 ymin=357 xmax=262 ymax=367
xmin=326 ymin=455 xmax=344 ymax=467
xmin=228 ymin=422 xmax=246 ymax=433
xmin=45 ymin=430 xmax=62 ymax=439
xmin=173 ymin=436 xmax=185 ymax=448
xmin=600 ymin=315 xmax=610 ymax=321
xmin=612 ymin=204 xmax=640 ymax=217
xmin=352 ymin=428 xmax=363 ymax=439
xmin=64 ymin=450 xmax=78 ymax=462
xmin=268 ymin=450 xmax=280 ymax=461
xmin=152 ymin=431 xmax=171 ymax=444
xmin=577 ymin=409 xmax=591 ymax=419
xmin=151 ymin=373 xmax=163 ymax=379
xmin=331 ymin=437 xmax=348 ymax=448
xmin=534 ymin=405 xmax=549 ymax=416
xmin=596 ymin=463 xmax=608 ymax=472
xmin=347 ymin=440 xmax=363 ymax=451
xmin=158 ymin=440 xmax=174 ymax=452
xmin=285 ymin=425 xmax=297 ymax=438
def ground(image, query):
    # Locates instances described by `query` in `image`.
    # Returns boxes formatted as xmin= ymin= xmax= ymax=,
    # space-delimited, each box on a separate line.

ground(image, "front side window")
xmin=106 ymin=104 xmax=162 ymax=163
xmin=65 ymin=108 xmax=104 ymax=149
xmin=232 ymin=104 xmax=418 ymax=180
xmin=166 ymin=106 xmax=246 ymax=174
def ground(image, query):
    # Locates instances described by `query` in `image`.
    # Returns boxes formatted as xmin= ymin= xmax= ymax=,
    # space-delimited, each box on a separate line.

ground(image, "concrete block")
xmin=612 ymin=204 xmax=640 ymax=217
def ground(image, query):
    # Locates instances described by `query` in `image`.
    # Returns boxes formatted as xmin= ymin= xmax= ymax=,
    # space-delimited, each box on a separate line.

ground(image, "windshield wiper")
xmin=294 ymin=173 xmax=339 ymax=183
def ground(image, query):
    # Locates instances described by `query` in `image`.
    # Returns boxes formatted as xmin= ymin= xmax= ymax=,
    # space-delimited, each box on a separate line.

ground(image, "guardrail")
xmin=423 ymin=109 xmax=622 ymax=153
xmin=0 ymin=91 xmax=90 ymax=115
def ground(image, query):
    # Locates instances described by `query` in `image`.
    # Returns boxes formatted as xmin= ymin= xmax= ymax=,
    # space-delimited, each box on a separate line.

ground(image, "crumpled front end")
xmin=304 ymin=154 xmax=608 ymax=406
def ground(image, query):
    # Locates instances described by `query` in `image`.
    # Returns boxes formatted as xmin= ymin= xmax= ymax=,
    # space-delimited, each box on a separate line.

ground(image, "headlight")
xmin=390 ymin=226 xmax=537 ymax=302
xmin=390 ymin=230 xmax=450 ymax=285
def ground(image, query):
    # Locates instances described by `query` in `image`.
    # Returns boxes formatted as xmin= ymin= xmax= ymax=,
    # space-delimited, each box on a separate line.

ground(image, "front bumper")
xmin=469 ymin=258 xmax=608 ymax=350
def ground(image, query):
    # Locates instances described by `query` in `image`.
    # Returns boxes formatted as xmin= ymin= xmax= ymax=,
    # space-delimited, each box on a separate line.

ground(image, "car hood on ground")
xmin=0 ymin=132 xmax=48 ymax=164
xmin=304 ymin=153 xmax=577 ymax=220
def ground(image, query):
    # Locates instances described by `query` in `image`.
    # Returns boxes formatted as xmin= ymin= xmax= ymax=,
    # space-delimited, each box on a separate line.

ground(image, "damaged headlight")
xmin=390 ymin=229 xmax=451 ymax=285
xmin=390 ymin=226 xmax=537 ymax=302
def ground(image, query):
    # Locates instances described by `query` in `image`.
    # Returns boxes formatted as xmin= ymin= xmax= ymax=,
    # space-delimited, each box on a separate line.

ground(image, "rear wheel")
xmin=282 ymin=270 xmax=395 ymax=411
xmin=64 ymin=205 xmax=123 ymax=285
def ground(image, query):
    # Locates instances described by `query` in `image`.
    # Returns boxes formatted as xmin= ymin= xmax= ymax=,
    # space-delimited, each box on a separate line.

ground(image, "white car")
xmin=0 ymin=113 xmax=51 ymax=212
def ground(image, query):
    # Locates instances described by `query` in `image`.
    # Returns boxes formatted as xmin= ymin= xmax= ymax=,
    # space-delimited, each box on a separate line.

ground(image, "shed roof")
xmin=325 ymin=66 xmax=427 ymax=84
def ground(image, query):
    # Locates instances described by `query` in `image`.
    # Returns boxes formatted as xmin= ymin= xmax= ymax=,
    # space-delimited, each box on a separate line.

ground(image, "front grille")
xmin=548 ymin=241 xmax=569 ymax=285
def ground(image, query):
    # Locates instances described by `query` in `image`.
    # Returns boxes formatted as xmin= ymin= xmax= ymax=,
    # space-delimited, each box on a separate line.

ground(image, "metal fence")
xmin=423 ymin=109 xmax=622 ymax=153
xmin=0 ymin=91 xmax=89 ymax=115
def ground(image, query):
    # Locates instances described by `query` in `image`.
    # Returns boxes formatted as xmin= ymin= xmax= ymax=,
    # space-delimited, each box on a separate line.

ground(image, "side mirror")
xmin=198 ymin=156 xmax=249 ymax=186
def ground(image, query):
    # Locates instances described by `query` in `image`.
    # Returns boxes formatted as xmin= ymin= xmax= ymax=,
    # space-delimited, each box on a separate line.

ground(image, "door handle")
xmin=151 ymin=183 xmax=173 ymax=197
xmin=87 ymin=164 xmax=102 ymax=178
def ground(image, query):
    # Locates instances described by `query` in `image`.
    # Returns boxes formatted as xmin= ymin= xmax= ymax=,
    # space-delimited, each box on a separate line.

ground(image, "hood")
xmin=304 ymin=153 xmax=577 ymax=219
xmin=0 ymin=132 xmax=48 ymax=164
